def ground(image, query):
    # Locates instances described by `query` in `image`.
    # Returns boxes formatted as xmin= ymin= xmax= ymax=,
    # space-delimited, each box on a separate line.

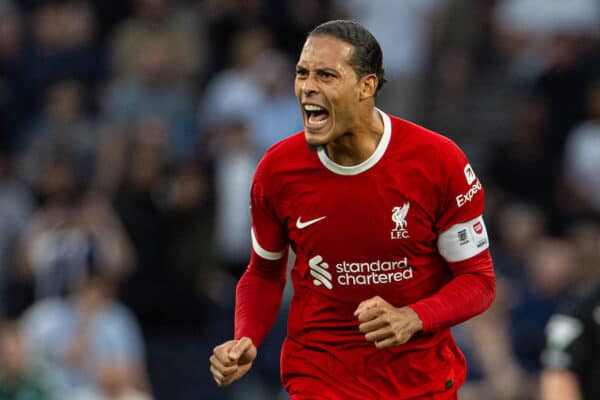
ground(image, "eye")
xmin=319 ymin=71 xmax=335 ymax=79
xmin=296 ymin=67 xmax=308 ymax=78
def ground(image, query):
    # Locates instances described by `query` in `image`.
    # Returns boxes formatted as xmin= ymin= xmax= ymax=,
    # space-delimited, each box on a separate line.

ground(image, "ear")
xmin=359 ymin=74 xmax=378 ymax=101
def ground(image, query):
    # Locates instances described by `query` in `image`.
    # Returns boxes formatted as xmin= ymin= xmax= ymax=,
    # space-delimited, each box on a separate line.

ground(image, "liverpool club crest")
xmin=391 ymin=202 xmax=410 ymax=239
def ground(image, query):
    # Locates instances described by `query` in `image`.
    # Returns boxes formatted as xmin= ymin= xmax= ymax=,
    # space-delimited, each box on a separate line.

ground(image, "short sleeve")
xmin=541 ymin=312 xmax=586 ymax=371
xmin=435 ymin=139 xmax=489 ymax=262
xmin=541 ymin=289 xmax=597 ymax=373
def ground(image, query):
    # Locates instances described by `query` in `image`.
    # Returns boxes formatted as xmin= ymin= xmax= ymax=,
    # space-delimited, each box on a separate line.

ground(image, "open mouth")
xmin=304 ymin=104 xmax=330 ymax=130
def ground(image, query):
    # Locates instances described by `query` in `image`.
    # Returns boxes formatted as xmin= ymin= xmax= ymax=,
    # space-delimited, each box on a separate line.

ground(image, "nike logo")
xmin=296 ymin=216 xmax=327 ymax=229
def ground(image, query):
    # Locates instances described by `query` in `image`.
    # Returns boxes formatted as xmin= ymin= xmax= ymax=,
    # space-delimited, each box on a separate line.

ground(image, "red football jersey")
xmin=242 ymin=110 xmax=493 ymax=399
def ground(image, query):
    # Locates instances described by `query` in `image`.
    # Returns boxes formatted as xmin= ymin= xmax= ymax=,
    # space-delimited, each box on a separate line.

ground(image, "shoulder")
xmin=21 ymin=298 xmax=71 ymax=335
xmin=387 ymin=114 xmax=470 ymax=176
xmin=254 ymin=131 xmax=314 ymax=179
xmin=23 ymin=298 xmax=68 ymax=319
xmin=100 ymin=302 xmax=141 ymax=327
xmin=559 ymin=282 xmax=600 ymax=318
xmin=388 ymin=115 xmax=466 ymax=157
xmin=260 ymin=131 xmax=307 ymax=163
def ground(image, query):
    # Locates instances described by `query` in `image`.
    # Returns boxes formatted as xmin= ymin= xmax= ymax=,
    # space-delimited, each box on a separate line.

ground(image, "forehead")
xmin=297 ymin=35 xmax=354 ymax=70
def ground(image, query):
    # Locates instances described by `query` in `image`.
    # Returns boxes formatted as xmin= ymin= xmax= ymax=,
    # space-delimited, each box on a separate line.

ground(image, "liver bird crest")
xmin=392 ymin=202 xmax=410 ymax=231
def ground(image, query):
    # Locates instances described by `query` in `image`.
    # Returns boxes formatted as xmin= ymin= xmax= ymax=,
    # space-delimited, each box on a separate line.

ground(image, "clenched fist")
xmin=209 ymin=337 xmax=257 ymax=387
xmin=354 ymin=296 xmax=423 ymax=349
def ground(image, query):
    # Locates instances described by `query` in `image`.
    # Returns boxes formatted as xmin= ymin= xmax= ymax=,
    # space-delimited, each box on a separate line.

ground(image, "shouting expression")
xmin=295 ymin=35 xmax=365 ymax=147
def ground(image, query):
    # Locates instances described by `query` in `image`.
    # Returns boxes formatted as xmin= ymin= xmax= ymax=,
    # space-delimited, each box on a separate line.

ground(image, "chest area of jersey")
xmin=281 ymin=170 xmax=437 ymax=258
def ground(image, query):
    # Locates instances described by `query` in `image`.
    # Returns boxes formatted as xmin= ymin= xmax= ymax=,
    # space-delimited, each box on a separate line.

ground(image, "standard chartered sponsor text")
xmin=335 ymin=257 xmax=414 ymax=286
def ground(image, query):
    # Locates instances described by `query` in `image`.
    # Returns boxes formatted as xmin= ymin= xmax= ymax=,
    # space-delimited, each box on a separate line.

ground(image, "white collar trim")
xmin=317 ymin=108 xmax=391 ymax=176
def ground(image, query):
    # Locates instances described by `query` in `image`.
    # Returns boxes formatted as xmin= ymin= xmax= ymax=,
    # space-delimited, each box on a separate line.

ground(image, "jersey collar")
xmin=317 ymin=108 xmax=391 ymax=176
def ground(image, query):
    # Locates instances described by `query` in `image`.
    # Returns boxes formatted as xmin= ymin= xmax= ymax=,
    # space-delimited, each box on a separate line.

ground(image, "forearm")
xmin=234 ymin=251 xmax=287 ymax=347
xmin=410 ymin=250 xmax=496 ymax=331
xmin=540 ymin=370 xmax=582 ymax=400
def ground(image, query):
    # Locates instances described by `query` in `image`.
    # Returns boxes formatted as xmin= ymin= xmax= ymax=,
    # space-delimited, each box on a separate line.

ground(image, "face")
xmin=295 ymin=35 xmax=362 ymax=147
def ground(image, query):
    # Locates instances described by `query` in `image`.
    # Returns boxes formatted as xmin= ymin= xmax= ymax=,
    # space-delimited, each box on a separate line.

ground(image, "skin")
xmin=295 ymin=35 xmax=383 ymax=166
xmin=209 ymin=34 xmax=424 ymax=388
xmin=540 ymin=370 xmax=582 ymax=400
xmin=354 ymin=296 xmax=423 ymax=350
xmin=209 ymin=337 xmax=256 ymax=388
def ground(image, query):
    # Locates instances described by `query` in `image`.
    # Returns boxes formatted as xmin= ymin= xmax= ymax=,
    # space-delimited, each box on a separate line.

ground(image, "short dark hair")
xmin=309 ymin=20 xmax=386 ymax=95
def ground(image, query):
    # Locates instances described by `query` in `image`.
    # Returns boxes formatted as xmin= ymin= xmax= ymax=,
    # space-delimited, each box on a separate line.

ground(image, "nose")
xmin=301 ymin=73 xmax=319 ymax=96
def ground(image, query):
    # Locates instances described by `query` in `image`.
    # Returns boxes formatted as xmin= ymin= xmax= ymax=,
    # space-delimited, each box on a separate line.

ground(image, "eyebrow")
xmin=296 ymin=65 xmax=339 ymax=75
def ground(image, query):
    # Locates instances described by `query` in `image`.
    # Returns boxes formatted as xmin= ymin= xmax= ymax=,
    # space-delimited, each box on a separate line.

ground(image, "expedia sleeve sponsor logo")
xmin=456 ymin=179 xmax=482 ymax=208
xmin=464 ymin=164 xmax=476 ymax=184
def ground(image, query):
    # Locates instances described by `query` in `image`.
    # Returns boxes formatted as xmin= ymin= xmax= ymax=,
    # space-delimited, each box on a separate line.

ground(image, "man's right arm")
xmin=210 ymin=156 xmax=288 ymax=387
xmin=210 ymin=240 xmax=287 ymax=388
xmin=234 ymin=245 xmax=288 ymax=346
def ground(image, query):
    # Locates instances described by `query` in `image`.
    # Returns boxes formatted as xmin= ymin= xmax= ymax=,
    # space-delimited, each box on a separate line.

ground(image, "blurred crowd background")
xmin=0 ymin=0 xmax=599 ymax=399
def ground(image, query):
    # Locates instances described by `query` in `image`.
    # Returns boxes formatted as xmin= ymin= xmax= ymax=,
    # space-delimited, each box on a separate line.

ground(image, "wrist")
xmin=405 ymin=306 xmax=424 ymax=333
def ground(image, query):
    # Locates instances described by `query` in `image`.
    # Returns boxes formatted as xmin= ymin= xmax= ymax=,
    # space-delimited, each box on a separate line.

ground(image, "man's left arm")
xmin=409 ymin=247 xmax=495 ymax=331
xmin=410 ymin=143 xmax=496 ymax=331
xmin=355 ymin=220 xmax=495 ymax=347
xmin=356 ymin=141 xmax=495 ymax=345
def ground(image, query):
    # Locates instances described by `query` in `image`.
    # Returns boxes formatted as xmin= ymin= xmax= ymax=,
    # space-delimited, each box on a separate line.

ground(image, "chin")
xmin=304 ymin=132 xmax=328 ymax=147
xmin=304 ymin=126 xmax=334 ymax=147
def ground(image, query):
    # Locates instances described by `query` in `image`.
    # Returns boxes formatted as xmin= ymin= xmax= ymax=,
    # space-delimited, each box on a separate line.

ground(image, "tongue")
xmin=309 ymin=111 xmax=329 ymax=123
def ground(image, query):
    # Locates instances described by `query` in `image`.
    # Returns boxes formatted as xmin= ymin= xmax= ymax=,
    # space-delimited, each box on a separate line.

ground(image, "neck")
xmin=325 ymin=108 xmax=384 ymax=166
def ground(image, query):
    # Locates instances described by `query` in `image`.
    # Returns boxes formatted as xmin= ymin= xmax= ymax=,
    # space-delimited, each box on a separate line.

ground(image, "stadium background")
xmin=0 ymin=0 xmax=599 ymax=399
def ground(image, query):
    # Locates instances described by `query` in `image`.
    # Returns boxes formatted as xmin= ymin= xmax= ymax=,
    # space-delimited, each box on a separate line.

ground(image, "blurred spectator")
xmin=561 ymin=79 xmax=600 ymax=217
xmin=199 ymin=26 xmax=303 ymax=154
xmin=112 ymin=123 xmax=213 ymax=399
xmin=540 ymin=222 xmax=600 ymax=400
xmin=491 ymin=202 xmax=548 ymax=278
xmin=164 ymin=162 xmax=215 ymax=291
xmin=92 ymin=122 xmax=130 ymax=195
xmin=110 ymin=0 xmax=206 ymax=85
xmin=531 ymin=33 xmax=593 ymax=157
xmin=422 ymin=0 xmax=513 ymax=168
xmin=343 ymin=0 xmax=445 ymax=120
xmin=102 ymin=28 xmax=197 ymax=161
xmin=486 ymin=95 xmax=559 ymax=223
xmin=21 ymin=266 xmax=150 ymax=400
xmin=16 ymin=155 xmax=134 ymax=302
xmin=457 ymin=202 xmax=548 ymax=400
xmin=12 ymin=0 xmax=106 ymax=137
xmin=0 ymin=151 xmax=34 ymax=317
xmin=265 ymin=0 xmax=342 ymax=62
xmin=460 ymin=233 xmax=579 ymax=400
xmin=212 ymin=117 xmax=260 ymax=279
xmin=509 ymin=237 xmax=580 ymax=391
xmin=16 ymin=78 xmax=98 ymax=186
xmin=199 ymin=26 xmax=272 ymax=139
xmin=493 ymin=0 xmax=600 ymax=82
xmin=456 ymin=299 xmax=528 ymax=400
xmin=0 ymin=0 xmax=24 ymax=148
xmin=111 ymin=119 xmax=171 ymax=327
xmin=202 ymin=0 xmax=263 ymax=75
xmin=0 ymin=320 xmax=50 ymax=400
xmin=244 ymin=50 xmax=303 ymax=153
xmin=87 ymin=0 xmax=133 ymax=43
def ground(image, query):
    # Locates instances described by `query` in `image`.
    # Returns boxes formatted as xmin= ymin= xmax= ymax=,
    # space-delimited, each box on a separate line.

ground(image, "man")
xmin=209 ymin=20 xmax=496 ymax=399
xmin=540 ymin=284 xmax=600 ymax=400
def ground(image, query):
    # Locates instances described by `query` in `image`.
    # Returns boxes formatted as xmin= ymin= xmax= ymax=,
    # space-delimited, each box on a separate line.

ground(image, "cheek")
xmin=331 ymin=91 xmax=355 ymax=117
xmin=294 ymin=81 xmax=301 ymax=98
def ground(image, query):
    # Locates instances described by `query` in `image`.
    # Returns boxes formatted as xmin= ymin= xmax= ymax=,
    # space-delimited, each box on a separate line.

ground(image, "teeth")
xmin=304 ymin=104 xmax=324 ymax=112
